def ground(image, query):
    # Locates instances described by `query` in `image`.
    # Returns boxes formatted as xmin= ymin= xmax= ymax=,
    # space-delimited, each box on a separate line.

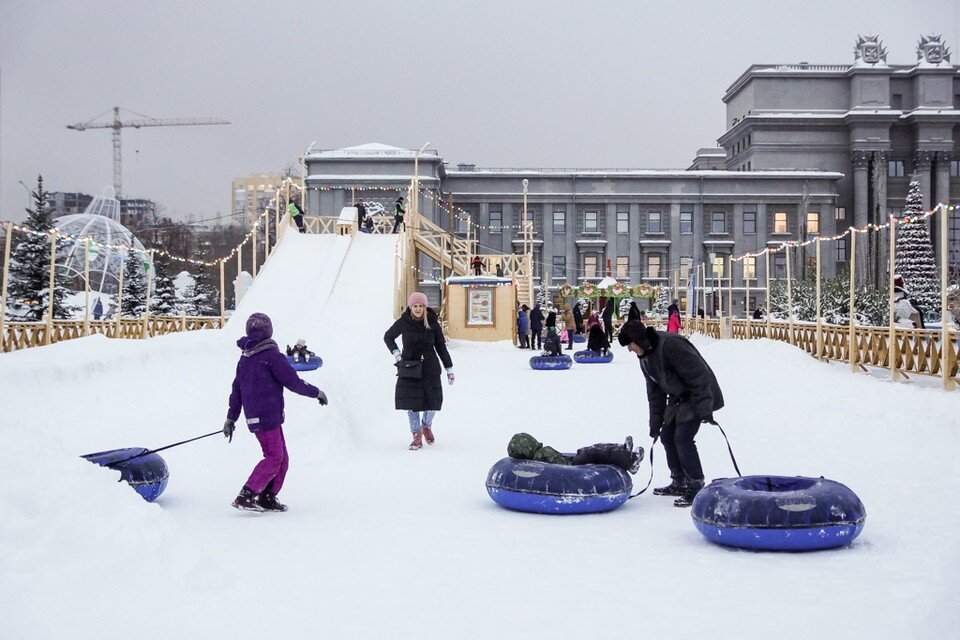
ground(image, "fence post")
xmin=0 ymin=222 xmax=12 ymax=352
xmin=849 ymin=231 xmax=858 ymax=372
xmin=252 ymin=226 xmax=258 ymax=277
xmin=46 ymin=231 xmax=57 ymax=345
xmin=83 ymin=238 xmax=90 ymax=336
xmin=219 ymin=259 xmax=226 ymax=324
xmin=815 ymin=237 xmax=822 ymax=359
xmin=727 ymin=256 xmax=733 ymax=321
xmin=701 ymin=263 xmax=707 ymax=320
xmin=940 ymin=205 xmax=956 ymax=390
xmin=745 ymin=261 xmax=751 ymax=338
xmin=785 ymin=244 xmax=794 ymax=345
xmin=142 ymin=249 xmax=154 ymax=339
xmin=116 ymin=248 xmax=125 ymax=338
xmin=274 ymin=188 xmax=281 ymax=243
xmin=765 ymin=250 xmax=771 ymax=338
xmin=887 ymin=217 xmax=899 ymax=381
xmin=181 ymin=309 xmax=187 ymax=332
xmin=264 ymin=211 xmax=271 ymax=259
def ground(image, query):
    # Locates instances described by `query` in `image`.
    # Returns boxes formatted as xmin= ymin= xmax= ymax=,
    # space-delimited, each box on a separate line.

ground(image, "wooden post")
xmin=849 ymin=231 xmax=858 ymax=372
xmin=0 ymin=222 xmax=13 ymax=352
xmin=142 ymin=249 xmax=154 ymax=339
xmin=274 ymin=188 xmax=281 ymax=242
xmin=785 ymin=244 xmax=794 ymax=345
xmin=219 ymin=259 xmax=226 ymax=324
xmin=252 ymin=226 xmax=258 ymax=277
xmin=727 ymin=256 xmax=733 ymax=319
xmin=46 ymin=231 xmax=57 ymax=344
xmin=116 ymin=249 xmax=125 ymax=338
xmin=351 ymin=186 xmax=355 ymax=207
xmin=180 ymin=309 xmax=187 ymax=332
xmin=815 ymin=237 xmax=822 ymax=359
xmin=264 ymin=211 xmax=271 ymax=259
xmin=83 ymin=238 xmax=91 ymax=336
xmin=888 ymin=217 xmax=899 ymax=381
xmin=237 ymin=243 xmax=243 ymax=288
xmin=745 ymin=259 xmax=751 ymax=339
xmin=701 ymin=263 xmax=707 ymax=322
xmin=765 ymin=250 xmax=772 ymax=338
xmin=942 ymin=206 xmax=957 ymax=390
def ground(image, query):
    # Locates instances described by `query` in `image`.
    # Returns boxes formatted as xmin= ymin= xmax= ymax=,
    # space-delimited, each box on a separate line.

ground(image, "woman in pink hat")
xmin=383 ymin=292 xmax=454 ymax=450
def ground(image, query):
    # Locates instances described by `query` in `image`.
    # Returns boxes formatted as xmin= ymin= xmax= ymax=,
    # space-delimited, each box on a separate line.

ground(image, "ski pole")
xmin=107 ymin=430 xmax=223 ymax=467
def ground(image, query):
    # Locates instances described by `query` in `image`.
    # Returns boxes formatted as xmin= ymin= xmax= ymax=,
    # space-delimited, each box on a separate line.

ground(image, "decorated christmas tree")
xmin=120 ymin=250 xmax=148 ymax=317
xmin=894 ymin=180 xmax=941 ymax=320
xmin=7 ymin=176 xmax=76 ymax=320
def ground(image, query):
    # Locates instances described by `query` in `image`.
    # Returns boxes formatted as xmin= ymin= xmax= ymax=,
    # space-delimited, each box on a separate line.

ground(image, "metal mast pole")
xmin=112 ymin=107 xmax=122 ymax=198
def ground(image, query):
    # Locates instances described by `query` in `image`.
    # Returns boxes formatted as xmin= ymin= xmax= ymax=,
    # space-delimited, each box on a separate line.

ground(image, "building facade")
xmin=304 ymin=36 xmax=960 ymax=314
xmin=231 ymin=173 xmax=284 ymax=224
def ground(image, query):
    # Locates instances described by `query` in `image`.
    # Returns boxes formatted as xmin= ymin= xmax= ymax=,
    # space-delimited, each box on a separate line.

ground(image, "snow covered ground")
xmin=1 ymin=231 xmax=958 ymax=639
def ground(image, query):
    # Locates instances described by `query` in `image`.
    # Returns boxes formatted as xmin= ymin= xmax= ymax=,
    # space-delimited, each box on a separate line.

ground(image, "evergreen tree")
xmin=895 ymin=180 xmax=941 ymax=320
xmin=7 ymin=175 xmax=76 ymax=320
xmin=120 ymin=250 xmax=148 ymax=317
xmin=653 ymin=285 xmax=670 ymax=317
xmin=151 ymin=249 xmax=177 ymax=315
xmin=185 ymin=240 xmax=219 ymax=316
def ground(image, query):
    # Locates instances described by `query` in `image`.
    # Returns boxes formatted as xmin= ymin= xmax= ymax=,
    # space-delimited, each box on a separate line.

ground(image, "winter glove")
xmin=317 ymin=390 xmax=328 ymax=406
xmin=701 ymin=413 xmax=716 ymax=425
xmin=649 ymin=422 xmax=661 ymax=440
xmin=223 ymin=419 xmax=236 ymax=443
xmin=447 ymin=371 xmax=455 ymax=386
xmin=392 ymin=349 xmax=402 ymax=364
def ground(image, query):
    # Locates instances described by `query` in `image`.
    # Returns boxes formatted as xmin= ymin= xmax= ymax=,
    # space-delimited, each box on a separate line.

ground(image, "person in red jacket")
xmin=667 ymin=308 xmax=683 ymax=333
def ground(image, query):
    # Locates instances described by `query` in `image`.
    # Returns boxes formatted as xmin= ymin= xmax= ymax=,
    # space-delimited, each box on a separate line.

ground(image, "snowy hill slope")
xmin=1 ymin=231 xmax=959 ymax=639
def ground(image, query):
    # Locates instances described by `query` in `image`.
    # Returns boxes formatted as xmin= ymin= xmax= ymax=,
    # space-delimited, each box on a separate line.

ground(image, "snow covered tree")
xmin=894 ymin=180 xmax=941 ymax=320
xmin=7 ymin=175 xmax=76 ymax=320
xmin=184 ymin=240 xmax=219 ymax=316
xmin=653 ymin=285 xmax=670 ymax=317
xmin=151 ymin=250 xmax=177 ymax=315
xmin=120 ymin=250 xmax=148 ymax=317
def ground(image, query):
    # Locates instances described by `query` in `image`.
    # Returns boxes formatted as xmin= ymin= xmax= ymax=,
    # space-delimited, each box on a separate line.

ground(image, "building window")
xmin=836 ymin=206 xmax=846 ymax=221
xmin=456 ymin=213 xmax=469 ymax=234
xmin=584 ymin=255 xmax=598 ymax=278
xmin=743 ymin=211 xmax=756 ymax=234
xmin=680 ymin=256 xmax=693 ymax=280
xmin=647 ymin=255 xmax=662 ymax=279
xmin=891 ymin=93 xmax=903 ymax=110
xmin=711 ymin=256 xmax=725 ymax=278
xmin=888 ymin=161 xmax=905 ymax=177
xmin=774 ymin=254 xmax=786 ymax=278
xmin=680 ymin=208 xmax=693 ymax=234
xmin=836 ymin=240 xmax=847 ymax=262
xmin=584 ymin=211 xmax=598 ymax=233
xmin=489 ymin=210 xmax=502 ymax=234
xmin=553 ymin=210 xmax=565 ymax=233
xmin=806 ymin=212 xmax=819 ymax=235
xmin=648 ymin=211 xmax=662 ymax=234
xmin=951 ymin=161 xmax=960 ymax=177
xmin=617 ymin=211 xmax=629 ymax=234
xmin=616 ymin=256 xmax=629 ymax=279
xmin=552 ymin=256 xmax=566 ymax=279
xmin=774 ymin=212 xmax=788 ymax=234
xmin=711 ymin=212 xmax=726 ymax=234
xmin=949 ymin=210 xmax=960 ymax=267
xmin=744 ymin=256 xmax=756 ymax=279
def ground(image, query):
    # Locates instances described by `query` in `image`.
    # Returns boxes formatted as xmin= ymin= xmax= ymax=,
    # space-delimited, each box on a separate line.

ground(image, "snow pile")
xmin=0 ymin=230 xmax=958 ymax=639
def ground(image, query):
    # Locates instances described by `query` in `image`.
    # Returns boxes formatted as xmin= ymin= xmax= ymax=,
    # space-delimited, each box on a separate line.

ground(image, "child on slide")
xmin=541 ymin=311 xmax=564 ymax=356
xmin=224 ymin=313 xmax=328 ymax=512
xmin=286 ymin=338 xmax=315 ymax=363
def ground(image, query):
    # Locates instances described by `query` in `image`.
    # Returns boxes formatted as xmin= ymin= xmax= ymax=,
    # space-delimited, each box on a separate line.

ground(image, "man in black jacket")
xmin=529 ymin=304 xmax=544 ymax=350
xmin=618 ymin=320 xmax=724 ymax=507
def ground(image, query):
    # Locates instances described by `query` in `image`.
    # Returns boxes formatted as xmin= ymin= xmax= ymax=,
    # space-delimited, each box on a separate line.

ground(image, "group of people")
xmin=223 ymin=288 xmax=723 ymax=512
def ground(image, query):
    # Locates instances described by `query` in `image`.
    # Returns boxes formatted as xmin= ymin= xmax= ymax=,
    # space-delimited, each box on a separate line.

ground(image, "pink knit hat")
xmin=408 ymin=292 xmax=428 ymax=308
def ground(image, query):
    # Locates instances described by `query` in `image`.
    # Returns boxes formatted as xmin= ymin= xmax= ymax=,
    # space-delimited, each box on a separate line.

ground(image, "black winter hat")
xmin=618 ymin=320 xmax=657 ymax=352
xmin=546 ymin=311 xmax=557 ymax=328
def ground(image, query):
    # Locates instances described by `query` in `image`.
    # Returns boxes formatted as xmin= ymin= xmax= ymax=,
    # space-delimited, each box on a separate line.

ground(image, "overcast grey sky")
xmin=1 ymin=0 xmax=958 ymax=223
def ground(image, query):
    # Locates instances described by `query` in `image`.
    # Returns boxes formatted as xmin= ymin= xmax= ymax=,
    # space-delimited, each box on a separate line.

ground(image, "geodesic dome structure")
xmin=53 ymin=213 xmax=147 ymax=295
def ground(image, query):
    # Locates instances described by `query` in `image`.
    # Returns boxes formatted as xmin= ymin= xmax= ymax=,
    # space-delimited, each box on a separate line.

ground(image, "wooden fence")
xmin=1 ymin=315 xmax=224 ymax=352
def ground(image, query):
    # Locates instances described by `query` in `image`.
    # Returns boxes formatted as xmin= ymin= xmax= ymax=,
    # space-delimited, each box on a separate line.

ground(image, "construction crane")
xmin=67 ymin=106 xmax=230 ymax=199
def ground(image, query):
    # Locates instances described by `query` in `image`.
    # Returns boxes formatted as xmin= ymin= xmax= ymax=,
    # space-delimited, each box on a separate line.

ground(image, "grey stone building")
xmin=304 ymin=35 xmax=960 ymax=315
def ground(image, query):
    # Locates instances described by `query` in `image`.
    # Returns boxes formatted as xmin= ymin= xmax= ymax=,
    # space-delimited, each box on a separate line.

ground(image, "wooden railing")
xmin=2 ymin=315 xmax=225 ymax=352
xmin=685 ymin=317 xmax=959 ymax=382
xmin=303 ymin=214 xmax=395 ymax=235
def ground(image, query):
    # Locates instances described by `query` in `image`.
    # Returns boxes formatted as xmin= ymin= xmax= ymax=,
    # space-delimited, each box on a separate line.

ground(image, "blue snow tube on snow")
xmin=529 ymin=355 xmax=573 ymax=370
xmin=82 ymin=447 xmax=170 ymax=502
xmin=287 ymin=354 xmax=322 ymax=371
xmin=486 ymin=457 xmax=632 ymax=515
xmin=572 ymin=334 xmax=586 ymax=343
xmin=573 ymin=349 xmax=614 ymax=364
xmin=691 ymin=475 xmax=866 ymax=551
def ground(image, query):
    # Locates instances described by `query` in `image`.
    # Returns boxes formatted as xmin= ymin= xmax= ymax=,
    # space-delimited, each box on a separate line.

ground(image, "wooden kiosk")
xmin=444 ymin=276 xmax=515 ymax=342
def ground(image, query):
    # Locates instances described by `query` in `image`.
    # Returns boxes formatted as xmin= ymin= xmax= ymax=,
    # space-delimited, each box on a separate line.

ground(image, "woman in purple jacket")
xmin=224 ymin=313 xmax=328 ymax=512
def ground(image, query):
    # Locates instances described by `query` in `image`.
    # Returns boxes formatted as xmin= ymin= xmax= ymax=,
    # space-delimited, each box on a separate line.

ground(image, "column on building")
xmin=851 ymin=150 xmax=871 ymax=275
xmin=628 ymin=203 xmax=641 ymax=286
xmin=541 ymin=201 xmax=553 ymax=291
xmin=914 ymin=149 xmax=934 ymax=212
xmin=757 ymin=202 xmax=768 ymax=310
xmin=604 ymin=203 xmax=617 ymax=277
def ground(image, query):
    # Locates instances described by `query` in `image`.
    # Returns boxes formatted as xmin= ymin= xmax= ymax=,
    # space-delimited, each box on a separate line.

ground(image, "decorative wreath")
xmin=610 ymin=282 xmax=626 ymax=296
xmin=581 ymin=282 xmax=596 ymax=297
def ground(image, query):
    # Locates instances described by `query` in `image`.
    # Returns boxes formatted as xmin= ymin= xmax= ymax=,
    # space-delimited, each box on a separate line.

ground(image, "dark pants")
xmin=530 ymin=330 xmax=542 ymax=350
xmin=293 ymin=215 xmax=306 ymax=234
xmin=604 ymin=322 xmax=613 ymax=344
xmin=392 ymin=217 xmax=404 ymax=233
xmin=518 ymin=333 xmax=529 ymax=348
xmin=473 ymin=266 xmax=482 ymax=276
xmin=567 ymin=330 xmax=574 ymax=350
xmin=661 ymin=418 xmax=704 ymax=483
xmin=571 ymin=443 xmax=634 ymax=471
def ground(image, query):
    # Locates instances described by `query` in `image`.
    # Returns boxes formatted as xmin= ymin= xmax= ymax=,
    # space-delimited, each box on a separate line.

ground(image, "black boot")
xmin=673 ymin=481 xmax=705 ymax=508
xmin=652 ymin=479 xmax=686 ymax=496
xmin=231 ymin=486 xmax=265 ymax=512
xmin=257 ymin=492 xmax=288 ymax=512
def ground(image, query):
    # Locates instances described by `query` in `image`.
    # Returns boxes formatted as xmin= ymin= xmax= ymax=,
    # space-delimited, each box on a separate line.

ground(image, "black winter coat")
xmin=602 ymin=299 xmax=615 ymax=322
xmin=530 ymin=305 xmax=544 ymax=332
xmin=384 ymin=308 xmax=453 ymax=411
xmin=587 ymin=325 xmax=609 ymax=352
xmin=639 ymin=331 xmax=723 ymax=431
xmin=572 ymin=305 xmax=584 ymax=331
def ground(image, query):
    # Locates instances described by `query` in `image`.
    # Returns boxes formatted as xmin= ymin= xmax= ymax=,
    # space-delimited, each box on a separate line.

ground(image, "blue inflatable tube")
xmin=572 ymin=334 xmax=586 ymax=343
xmin=82 ymin=447 xmax=170 ymax=502
xmin=485 ymin=457 xmax=632 ymax=515
xmin=529 ymin=355 xmax=573 ymax=370
xmin=287 ymin=354 xmax=322 ymax=371
xmin=691 ymin=475 xmax=866 ymax=551
xmin=574 ymin=349 xmax=614 ymax=364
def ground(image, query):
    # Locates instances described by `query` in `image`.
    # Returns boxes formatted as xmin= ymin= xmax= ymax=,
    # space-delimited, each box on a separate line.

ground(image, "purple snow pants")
xmin=245 ymin=427 xmax=289 ymax=494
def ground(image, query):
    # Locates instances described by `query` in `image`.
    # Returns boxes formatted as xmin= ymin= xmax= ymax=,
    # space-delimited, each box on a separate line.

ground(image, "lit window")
xmin=617 ymin=211 xmax=629 ymax=234
xmin=806 ymin=212 xmax=819 ymax=235
xmin=712 ymin=256 xmax=725 ymax=278
xmin=774 ymin=212 xmax=788 ymax=234
xmin=648 ymin=211 xmax=662 ymax=234
xmin=744 ymin=256 xmax=756 ymax=279
xmin=743 ymin=211 xmax=756 ymax=234
xmin=836 ymin=207 xmax=846 ymax=221
xmin=584 ymin=255 xmax=598 ymax=278
xmin=616 ymin=257 xmax=629 ymax=279
xmin=584 ymin=211 xmax=598 ymax=233
xmin=647 ymin=255 xmax=662 ymax=279
xmin=712 ymin=212 xmax=726 ymax=234
xmin=680 ymin=256 xmax=693 ymax=280
xmin=553 ymin=210 xmax=565 ymax=233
